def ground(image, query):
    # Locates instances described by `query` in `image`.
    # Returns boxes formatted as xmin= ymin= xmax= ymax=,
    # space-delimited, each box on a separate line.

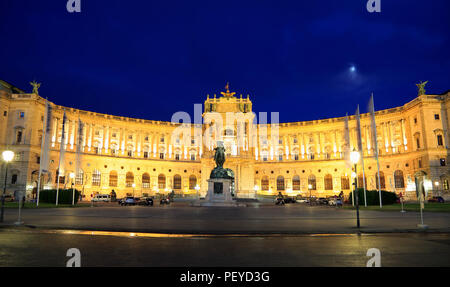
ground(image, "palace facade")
xmin=1 ymin=79 xmax=450 ymax=200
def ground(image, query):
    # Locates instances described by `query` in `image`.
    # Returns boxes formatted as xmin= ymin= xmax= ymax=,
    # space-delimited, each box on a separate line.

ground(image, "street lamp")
xmin=350 ymin=148 xmax=361 ymax=228
xmin=195 ymin=184 xmax=200 ymax=199
xmin=308 ymin=184 xmax=313 ymax=205
xmin=69 ymin=172 xmax=75 ymax=205
xmin=132 ymin=183 xmax=136 ymax=197
xmin=1 ymin=150 xmax=14 ymax=222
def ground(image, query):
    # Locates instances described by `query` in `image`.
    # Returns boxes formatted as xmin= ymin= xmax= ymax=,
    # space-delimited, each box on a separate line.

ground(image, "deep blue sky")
xmin=1 ymin=0 xmax=449 ymax=123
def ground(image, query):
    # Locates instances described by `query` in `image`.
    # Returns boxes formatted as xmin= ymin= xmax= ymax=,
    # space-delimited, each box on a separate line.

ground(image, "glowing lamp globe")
xmin=2 ymin=150 xmax=14 ymax=162
xmin=350 ymin=150 xmax=360 ymax=164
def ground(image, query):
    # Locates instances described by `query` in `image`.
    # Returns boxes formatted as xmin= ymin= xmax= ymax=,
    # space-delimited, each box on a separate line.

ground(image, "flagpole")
xmin=36 ymin=98 xmax=49 ymax=207
xmin=369 ymin=93 xmax=383 ymax=208
xmin=355 ymin=105 xmax=367 ymax=207
xmin=56 ymin=110 xmax=67 ymax=206
xmin=36 ymin=105 xmax=46 ymax=207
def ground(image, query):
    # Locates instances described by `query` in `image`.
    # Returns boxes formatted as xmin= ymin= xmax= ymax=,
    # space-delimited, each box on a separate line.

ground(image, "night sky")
xmin=1 ymin=0 xmax=449 ymax=123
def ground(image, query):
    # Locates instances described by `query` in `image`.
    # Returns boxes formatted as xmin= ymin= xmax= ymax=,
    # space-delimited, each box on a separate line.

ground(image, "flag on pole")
xmin=355 ymin=105 xmax=367 ymax=207
xmin=56 ymin=110 xmax=67 ymax=205
xmin=36 ymin=100 xmax=53 ymax=206
xmin=368 ymin=93 xmax=383 ymax=207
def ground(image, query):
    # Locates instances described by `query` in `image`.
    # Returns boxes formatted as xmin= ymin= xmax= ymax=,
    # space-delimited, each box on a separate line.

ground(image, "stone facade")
xmin=1 ymin=79 xmax=449 ymax=201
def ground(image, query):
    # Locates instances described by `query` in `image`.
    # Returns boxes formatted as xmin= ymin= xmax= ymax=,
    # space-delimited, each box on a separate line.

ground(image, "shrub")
xmin=348 ymin=188 xmax=397 ymax=205
xmin=39 ymin=189 xmax=81 ymax=204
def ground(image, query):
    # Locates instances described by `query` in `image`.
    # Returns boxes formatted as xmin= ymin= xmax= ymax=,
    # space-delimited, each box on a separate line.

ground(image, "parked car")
xmin=284 ymin=197 xmax=296 ymax=204
xmin=275 ymin=197 xmax=285 ymax=205
xmin=295 ymin=196 xmax=308 ymax=203
xmin=317 ymin=197 xmax=328 ymax=205
xmin=138 ymin=197 xmax=154 ymax=206
xmin=328 ymin=197 xmax=337 ymax=206
xmin=120 ymin=196 xmax=139 ymax=206
xmin=91 ymin=194 xmax=111 ymax=202
xmin=160 ymin=197 xmax=171 ymax=205
xmin=428 ymin=196 xmax=445 ymax=203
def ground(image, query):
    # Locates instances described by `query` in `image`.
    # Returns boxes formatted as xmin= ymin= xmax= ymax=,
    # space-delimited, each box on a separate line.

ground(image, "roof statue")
xmin=30 ymin=81 xmax=41 ymax=95
xmin=416 ymin=81 xmax=428 ymax=96
xmin=220 ymin=82 xmax=236 ymax=98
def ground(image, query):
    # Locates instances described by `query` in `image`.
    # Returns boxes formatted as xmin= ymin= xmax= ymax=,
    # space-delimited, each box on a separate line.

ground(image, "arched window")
xmin=292 ymin=175 xmax=300 ymax=190
xmin=75 ymin=169 xmax=84 ymax=185
xmin=357 ymin=174 xmax=367 ymax=189
xmin=126 ymin=172 xmax=134 ymax=187
xmin=341 ymin=176 xmax=350 ymax=190
xmin=394 ymin=170 xmax=404 ymax=188
xmin=55 ymin=169 xmax=65 ymax=184
xmin=109 ymin=171 xmax=118 ymax=187
xmin=375 ymin=171 xmax=385 ymax=189
xmin=92 ymin=169 xmax=101 ymax=186
xmin=11 ymin=174 xmax=18 ymax=184
xmin=437 ymin=134 xmax=444 ymax=146
xmin=158 ymin=174 xmax=166 ymax=189
xmin=308 ymin=175 xmax=316 ymax=190
xmin=189 ymin=175 xmax=197 ymax=190
xmin=173 ymin=174 xmax=182 ymax=190
xmin=261 ymin=176 xmax=269 ymax=191
xmin=277 ymin=176 xmax=285 ymax=190
xmin=324 ymin=174 xmax=333 ymax=190
xmin=142 ymin=173 xmax=150 ymax=189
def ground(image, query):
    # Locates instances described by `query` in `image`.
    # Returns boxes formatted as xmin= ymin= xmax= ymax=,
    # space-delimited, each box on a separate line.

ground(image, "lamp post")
xmin=195 ymin=184 xmax=200 ymax=200
xmin=350 ymin=149 xmax=361 ymax=228
xmin=308 ymin=184 xmax=312 ymax=206
xmin=1 ymin=150 xmax=14 ymax=222
xmin=132 ymin=183 xmax=136 ymax=198
xmin=69 ymin=172 xmax=75 ymax=205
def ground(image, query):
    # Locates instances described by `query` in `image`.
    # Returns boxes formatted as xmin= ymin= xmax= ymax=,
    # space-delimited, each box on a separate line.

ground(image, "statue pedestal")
xmin=192 ymin=178 xmax=246 ymax=207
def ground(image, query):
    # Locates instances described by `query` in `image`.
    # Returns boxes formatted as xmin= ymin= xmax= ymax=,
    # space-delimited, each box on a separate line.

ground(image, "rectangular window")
xmin=440 ymin=158 xmax=446 ymax=166
xmin=435 ymin=114 xmax=440 ymax=120
xmin=175 ymin=154 xmax=180 ymax=160
xmin=160 ymin=153 xmax=164 ymax=159
xmin=3 ymin=111 xmax=6 ymax=116
xmin=294 ymin=154 xmax=299 ymax=160
xmin=418 ymin=159 xmax=422 ymax=168
xmin=19 ymin=112 xmax=25 ymax=118
xmin=160 ymin=137 xmax=164 ymax=143
xmin=127 ymin=150 xmax=133 ymax=157
xmin=437 ymin=135 xmax=443 ymax=146
xmin=143 ymin=152 xmax=149 ymax=158
xmin=278 ymin=155 xmax=283 ymax=161
xmin=190 ymin=154 xmax=196 ymax=161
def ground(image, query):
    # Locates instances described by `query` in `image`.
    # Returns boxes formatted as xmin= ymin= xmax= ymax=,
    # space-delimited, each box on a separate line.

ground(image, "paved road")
xmin=2 ymin=203 xmax=449 ymax=234
xmin=0 ymin=229 xmax=449 ymax=267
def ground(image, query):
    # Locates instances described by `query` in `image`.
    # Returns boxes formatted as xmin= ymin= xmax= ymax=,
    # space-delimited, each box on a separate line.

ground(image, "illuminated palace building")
xmin=1 ymin=79 xmax=450 ymax=200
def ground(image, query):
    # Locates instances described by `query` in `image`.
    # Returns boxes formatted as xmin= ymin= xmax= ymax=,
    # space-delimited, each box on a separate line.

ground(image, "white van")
xmin=91 ymin=194 xmax=111 ymax=202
